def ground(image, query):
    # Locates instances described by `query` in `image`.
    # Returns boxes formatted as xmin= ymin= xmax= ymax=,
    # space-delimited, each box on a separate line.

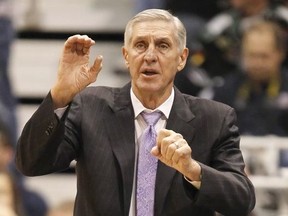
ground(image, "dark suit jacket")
xmin=16 ymin=83 xmax=255 ymax=216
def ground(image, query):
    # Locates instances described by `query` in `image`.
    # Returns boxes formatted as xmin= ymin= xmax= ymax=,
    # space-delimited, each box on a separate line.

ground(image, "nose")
xmin=144 ymin=45 xmax=157 ymax=63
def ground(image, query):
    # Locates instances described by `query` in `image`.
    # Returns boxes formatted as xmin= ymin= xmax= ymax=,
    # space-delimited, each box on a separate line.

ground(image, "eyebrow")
xmin=133 ymin=35 xmax=172 ymax=43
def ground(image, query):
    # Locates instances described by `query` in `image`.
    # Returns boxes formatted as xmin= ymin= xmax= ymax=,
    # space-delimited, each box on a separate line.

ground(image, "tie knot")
xmin=141 ymin=111 xmax=162 ymax=126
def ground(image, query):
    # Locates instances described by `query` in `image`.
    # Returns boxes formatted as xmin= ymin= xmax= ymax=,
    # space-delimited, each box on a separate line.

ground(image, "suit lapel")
xmin=104 ymin=85 xmax=197 ymax=215
xmin=104 ymin=83 xmax=136 ymax=216
xmin=155 ymin=88 xmax=196 ymax=215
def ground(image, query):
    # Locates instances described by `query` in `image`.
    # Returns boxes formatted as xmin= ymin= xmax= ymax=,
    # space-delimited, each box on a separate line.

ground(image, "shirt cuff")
xmin=184 ymin=175 xmax=202 ymax=189
xmin=54 ymin=106 xmax=68 ymax=119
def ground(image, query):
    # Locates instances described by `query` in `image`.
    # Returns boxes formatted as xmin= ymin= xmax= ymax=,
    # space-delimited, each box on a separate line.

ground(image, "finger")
xmin=65 ymin=34 xmax=81 ymax=49
xmin=156 ymin=129 xmax=173 ymax=147
xmin=77 ymin=35 xmax=95 ymax=47
xmin=171 ymin=140 xmax=191 ymax=163
xmin=76 ymin=43 xmax=84 ymax=55
xmin=79 ymin=35 xmax=95 ymax=47
xmin=165 ymin=142 xmax=178 ymax=159
xmin=71 ymin=43 xmax=77 ymax=53
xmin=76 ymin=36 xmax=93 ymax=55
xmin=65 ymin=35 xmax=95 ymax=54
xmin=82 ymin=40 xmax=95 ymax=55
xmin=83 ymin=35 xmax=95 ymax=46
xmin=151 ymin=146 xmax=160 ymax=157
xmin=83 ymin=46 xmax=90 ymax=54
xmin=160 ymin=131 xmax=184 ymax=155
xmin=89 ymin=55 xmax=103 ymax=82
xmin=157 ymin=130 xmax=174 ymax=156
xmin=161 ymin=134 xmax=183 ymax=160
xmin=65 ymin=35 xmax=81 ymax=53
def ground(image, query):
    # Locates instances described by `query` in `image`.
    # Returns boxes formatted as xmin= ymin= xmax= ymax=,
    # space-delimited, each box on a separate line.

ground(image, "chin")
xmin=137 ymin=83 xmax=161 ymax=94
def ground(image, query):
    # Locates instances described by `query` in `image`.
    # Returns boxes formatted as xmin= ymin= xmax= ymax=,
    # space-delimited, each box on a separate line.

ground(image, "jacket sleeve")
xmin=192 ymin=107 xmax=256 ymax=216
xmin=15 ymin=92 xmax=78 ymax=176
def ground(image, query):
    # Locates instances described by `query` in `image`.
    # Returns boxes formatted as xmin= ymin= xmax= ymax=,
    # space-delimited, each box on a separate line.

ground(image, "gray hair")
xmin=124 ymin=9 xmax=187 ymax=51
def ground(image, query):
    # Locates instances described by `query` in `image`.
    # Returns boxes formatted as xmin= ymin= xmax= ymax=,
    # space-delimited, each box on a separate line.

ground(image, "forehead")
xmin=131 ymin=20 xmax=176 ymax=40
xmin=243 ymin=31 xmax=277 ymax=52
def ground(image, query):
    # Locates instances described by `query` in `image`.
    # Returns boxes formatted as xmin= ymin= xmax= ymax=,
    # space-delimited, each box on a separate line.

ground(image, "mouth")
xmin=141 ymin=69 xmax=158 ymax=76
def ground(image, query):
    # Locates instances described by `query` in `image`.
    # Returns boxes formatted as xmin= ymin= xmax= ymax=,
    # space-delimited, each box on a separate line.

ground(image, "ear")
xmin=122 ymin=46 xmax=129 ymax=68
xmin=177 ymin=48 xmax=189 ymax=72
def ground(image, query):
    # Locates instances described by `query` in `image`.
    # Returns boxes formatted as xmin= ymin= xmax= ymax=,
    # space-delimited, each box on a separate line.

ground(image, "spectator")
xmin=0 ymin=0 xmax=18 ymax=147
xmin=198 ymin=0 xmax=288 ymax=81
xmin=0 ymin=170 xmax=25 ymax=216
xmin=213 ymin=20 xmax=288 ymax=136
xmin=0 ymin=120 xmax=48 ymax=216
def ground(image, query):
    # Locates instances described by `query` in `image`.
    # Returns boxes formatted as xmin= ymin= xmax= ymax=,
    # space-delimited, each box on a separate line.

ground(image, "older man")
xmin=16 ymin=9 xmax=255 ymax=216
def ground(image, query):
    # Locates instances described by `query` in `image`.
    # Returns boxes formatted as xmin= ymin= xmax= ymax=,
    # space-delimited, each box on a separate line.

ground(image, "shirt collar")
xmin=130 ymin=88 xmax=174 ymax=119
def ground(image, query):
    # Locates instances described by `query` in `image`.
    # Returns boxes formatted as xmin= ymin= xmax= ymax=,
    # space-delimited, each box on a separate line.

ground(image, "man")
xmin=16 ymin=9 xmax=255 ymax=216
xmin=0 ymin=0 xmax=18 ymax=147
xmin=198 ymin=0 xmax=288 ymax=78
xmin=0 ymin=120 xmax=48 ymax=216
xmin=213 ymin=20 xmax=288 ymax=136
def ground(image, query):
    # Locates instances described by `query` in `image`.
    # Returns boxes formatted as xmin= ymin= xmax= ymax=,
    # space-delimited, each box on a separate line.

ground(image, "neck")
xmin=249 ymin=73 xmax=280 ymax=94
xmin=133 ymin=88 xmax=173 ymax=110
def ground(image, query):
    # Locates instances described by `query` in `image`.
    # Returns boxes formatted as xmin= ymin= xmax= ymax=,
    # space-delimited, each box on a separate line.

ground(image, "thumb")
xmin=156 ymin=129 xmax=173 ymax=146
xmin=155 ymin=129 xmax=173 ymax=155
xmin=89 ymin=55 xmax=103 ymax=82
xmin=152 ymin=129 xmax=171 ymax=157
xmin=151 ymin=146 xmax=160 ymax=157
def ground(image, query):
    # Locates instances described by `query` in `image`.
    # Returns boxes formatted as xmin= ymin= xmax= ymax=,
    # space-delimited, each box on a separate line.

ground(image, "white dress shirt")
xmin=129 ymin=88 xmax=174 ymax=216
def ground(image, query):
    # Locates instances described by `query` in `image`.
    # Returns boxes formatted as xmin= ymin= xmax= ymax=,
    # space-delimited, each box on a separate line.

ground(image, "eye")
xmin=135 ymin=42 xmax=146 ymax=51
xmin=158 ymin=43 xmax=169 ymax=52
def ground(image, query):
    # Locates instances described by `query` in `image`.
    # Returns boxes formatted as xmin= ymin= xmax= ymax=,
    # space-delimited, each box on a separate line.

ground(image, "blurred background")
xmin=1 ymin=0 xmax=288 ymax=215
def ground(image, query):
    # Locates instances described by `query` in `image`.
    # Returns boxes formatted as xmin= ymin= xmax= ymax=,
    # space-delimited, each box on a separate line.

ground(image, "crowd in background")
xmin=1 ymin=0 xmax=288 ymax=215
xmin=133 ymin=0 xmax=288 ymax=136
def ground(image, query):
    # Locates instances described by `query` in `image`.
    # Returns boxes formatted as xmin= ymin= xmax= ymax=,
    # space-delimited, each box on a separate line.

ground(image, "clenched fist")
xmin=151 ymin=129 xmax=201 ymax=181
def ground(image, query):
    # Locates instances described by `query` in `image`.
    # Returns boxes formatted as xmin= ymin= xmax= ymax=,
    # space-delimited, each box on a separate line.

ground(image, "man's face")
xmin=122 ymin=20 xmax=188 ymax=98
xmin=241 ymin=31 xmax=284 ymax=82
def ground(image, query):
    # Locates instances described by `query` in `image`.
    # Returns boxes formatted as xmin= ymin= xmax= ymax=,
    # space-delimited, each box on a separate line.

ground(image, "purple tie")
xmin=136 ymin=111 xmax=162 ymax=216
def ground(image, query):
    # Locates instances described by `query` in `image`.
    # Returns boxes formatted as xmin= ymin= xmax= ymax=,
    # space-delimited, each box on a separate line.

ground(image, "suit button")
xmin=45 ymin=130 xmax=51 ymax=136
xmin=45 ymin=122 xmax=54 ymax=135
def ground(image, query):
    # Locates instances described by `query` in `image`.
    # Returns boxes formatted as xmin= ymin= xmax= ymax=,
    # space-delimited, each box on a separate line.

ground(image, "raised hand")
xmin=151 ymin=129 xmax=201 ymax=181
xmin=51 ymin=35 xmax=103 ymax=108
